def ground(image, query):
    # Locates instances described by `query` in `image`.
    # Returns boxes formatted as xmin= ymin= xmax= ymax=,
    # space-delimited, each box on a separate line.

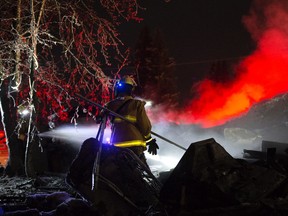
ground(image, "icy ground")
xmin=0 ymin=175 xmax=80 ymax=215
xmin=0 ymin=176 xmax=70 ymax=198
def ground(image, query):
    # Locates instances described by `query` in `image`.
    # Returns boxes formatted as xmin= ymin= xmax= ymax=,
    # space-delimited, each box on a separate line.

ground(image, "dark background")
xmin=120 ymin=0 xmax=254 ymax=97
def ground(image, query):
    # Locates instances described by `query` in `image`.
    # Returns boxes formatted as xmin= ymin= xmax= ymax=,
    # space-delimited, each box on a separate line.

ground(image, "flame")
xmin=0 ymin=130 xmax=8 ymax=166
xmin=160 ymin=0 xmax=288 ymax=128
xmin=181 ymin=29 xmax=288 ymax=127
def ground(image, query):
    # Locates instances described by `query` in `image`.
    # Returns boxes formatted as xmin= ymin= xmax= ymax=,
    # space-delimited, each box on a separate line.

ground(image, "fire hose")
xmin=75 ymin=93 xmax=187 ymax=151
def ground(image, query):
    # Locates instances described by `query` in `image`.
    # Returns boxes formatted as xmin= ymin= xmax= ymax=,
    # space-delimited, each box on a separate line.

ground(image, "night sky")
xmin=120 ymin=0 xmax=254 ymax=96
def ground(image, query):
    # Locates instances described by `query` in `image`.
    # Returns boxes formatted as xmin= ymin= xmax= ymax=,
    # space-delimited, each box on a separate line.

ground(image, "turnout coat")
xmin=105 ymin=95 xmax=152 ymax=148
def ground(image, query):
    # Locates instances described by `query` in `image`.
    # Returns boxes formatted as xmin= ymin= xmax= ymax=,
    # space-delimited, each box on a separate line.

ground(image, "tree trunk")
xmin=0 ymin=79 xmax=25 ymax=176
xmin=24 ymin=0 xmax=38 ymax=178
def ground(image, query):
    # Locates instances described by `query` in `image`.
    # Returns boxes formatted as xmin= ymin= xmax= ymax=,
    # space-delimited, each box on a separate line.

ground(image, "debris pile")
xmin=1 ymin=138 xmax=288 ymax=216
xmin=160 ymin=138 xmax=288 ymax=215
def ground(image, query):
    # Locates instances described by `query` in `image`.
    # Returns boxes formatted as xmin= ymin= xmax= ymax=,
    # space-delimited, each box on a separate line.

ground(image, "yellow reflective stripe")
xmin=114 ymin=115 xmax=137 ymax=123
xmin=144 ymin=133 xmax=151 ymax=139
xmin=114 ymin=140 xmax=146 ymax=147
xmin=145 ymin=137 xmax=153 ymax=143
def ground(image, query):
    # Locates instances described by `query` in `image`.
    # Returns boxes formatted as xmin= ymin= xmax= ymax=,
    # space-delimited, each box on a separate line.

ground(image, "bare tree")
xmin=0 ymin=0 xmax=143 ymax=177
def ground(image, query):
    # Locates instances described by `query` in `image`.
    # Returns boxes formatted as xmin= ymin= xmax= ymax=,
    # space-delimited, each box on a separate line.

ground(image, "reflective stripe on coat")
xmin=105 ymin=96 xmax=151 ymax=148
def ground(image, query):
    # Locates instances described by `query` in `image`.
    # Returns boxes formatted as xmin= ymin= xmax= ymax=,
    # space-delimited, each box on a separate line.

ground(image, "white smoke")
xmin=38 ymin=120 xmax=263 ymax=173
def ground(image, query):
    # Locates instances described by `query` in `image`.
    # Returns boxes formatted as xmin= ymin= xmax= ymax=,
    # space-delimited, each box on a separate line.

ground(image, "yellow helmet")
xmin=114 ymin=75 xmax=137 ymax=97
xmin=118 ymin=75 xmax=137 ymax=87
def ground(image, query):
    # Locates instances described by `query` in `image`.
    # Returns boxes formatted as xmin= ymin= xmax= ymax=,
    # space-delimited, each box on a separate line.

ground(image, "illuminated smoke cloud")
xmin=154 ymin=0 xmax=288 ymax=128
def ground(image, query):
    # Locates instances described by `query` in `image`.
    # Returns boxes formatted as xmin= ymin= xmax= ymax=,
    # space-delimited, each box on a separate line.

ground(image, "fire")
xmin=181 ymin=29 xmax=288 ymax=127
xmin=165 ymin=1 xmax=288 ymax=128
xmin=0 ymin=130 xmax=8 ymax=167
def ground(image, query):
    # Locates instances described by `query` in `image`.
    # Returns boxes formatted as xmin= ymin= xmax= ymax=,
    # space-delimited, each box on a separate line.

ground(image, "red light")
xmin=0 ymin=130 xmax=8 ymax=166
xmin=188 ymin=29 xmax=288 ymax=127
xmin=153 ymin=29 xmax=288 ymax=128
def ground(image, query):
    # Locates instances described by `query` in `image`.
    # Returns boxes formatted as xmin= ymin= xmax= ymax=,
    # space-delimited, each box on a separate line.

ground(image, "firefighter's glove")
xmin=147 ymin=138 xmax=159 ymax=155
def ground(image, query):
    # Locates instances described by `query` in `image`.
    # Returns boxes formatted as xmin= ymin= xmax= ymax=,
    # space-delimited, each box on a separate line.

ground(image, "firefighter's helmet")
xmin=114 ymin=76 xmax=137 ymax=97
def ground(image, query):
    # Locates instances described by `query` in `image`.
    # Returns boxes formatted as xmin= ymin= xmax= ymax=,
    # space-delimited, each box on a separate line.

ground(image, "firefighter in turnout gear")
xmin=103 ymin=75 xmax=159 ymax=166
xmin=66 ymin=76 xmax=162 ymax=215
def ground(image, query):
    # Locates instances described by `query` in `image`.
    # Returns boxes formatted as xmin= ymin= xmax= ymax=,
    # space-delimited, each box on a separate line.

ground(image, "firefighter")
xmin=101 ymin=75 xmax=159 ymax=166
xmin=66 ymin=77 xmax=159 ymax=213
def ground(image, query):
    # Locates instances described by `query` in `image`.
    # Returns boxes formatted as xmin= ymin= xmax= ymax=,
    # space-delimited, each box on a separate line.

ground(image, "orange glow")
xmin=148 ymin=0 xmax=288 ymax=128
xmin=158 ymin=28 xmax=288 ymax=128
xmin=185 ymin=30 xmax=288 ymax=127
xmin=0 ymin=130 xmax=8 ymax=167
